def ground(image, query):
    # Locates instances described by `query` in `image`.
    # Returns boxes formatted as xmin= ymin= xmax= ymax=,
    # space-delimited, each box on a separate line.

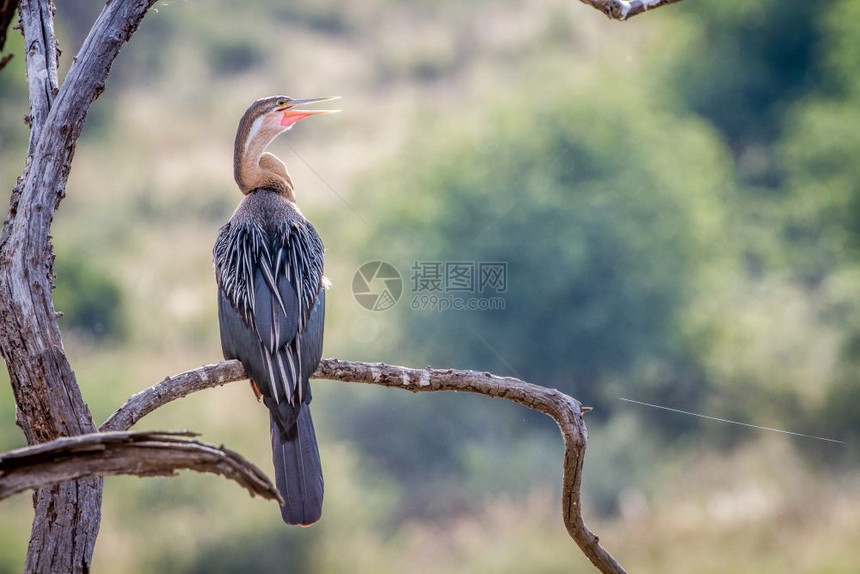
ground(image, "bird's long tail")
xmin=271 ymin=405 xmax=324 ymax=525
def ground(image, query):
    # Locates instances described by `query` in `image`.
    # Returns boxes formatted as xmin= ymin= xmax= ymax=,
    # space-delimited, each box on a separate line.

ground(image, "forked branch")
xmin=0 ymin=430 xmax=280 ymax=502
xmin=100 ymin=361 xmax=246 ymax=432
xmin=0 ymin=0 xmax=20 ymax=72
xmin=103 ymin=359 xmax=627 ymax=574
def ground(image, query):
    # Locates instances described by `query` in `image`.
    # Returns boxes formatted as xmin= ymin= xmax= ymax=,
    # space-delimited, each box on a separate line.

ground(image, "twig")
xmin=100 ymin=361 xmax=246 ymax=432
xmin=0 ymin=430 xmax=280 ymax=502
xmin=577 ymin=0 xmax=682 ymax=20
xmin=103 ymin=359 xmax=627 ymax=574
xmin=0 ymin=0 xmax=19 ymax=63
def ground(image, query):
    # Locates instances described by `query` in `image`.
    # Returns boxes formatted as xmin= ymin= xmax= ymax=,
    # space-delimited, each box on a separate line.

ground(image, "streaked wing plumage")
xmin=214 ymin=195 xmax=325 ymax=525
xmin=215 ymin=215 xmax=324 ymax=420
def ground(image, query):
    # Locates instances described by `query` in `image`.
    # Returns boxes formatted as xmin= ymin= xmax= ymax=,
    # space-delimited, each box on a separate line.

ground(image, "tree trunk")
xmin=0 ymin=0 xmax=157 ymax=571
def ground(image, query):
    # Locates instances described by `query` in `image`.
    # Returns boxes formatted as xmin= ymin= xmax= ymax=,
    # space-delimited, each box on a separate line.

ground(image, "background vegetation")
xmin=1 ymin=0 xmax=858 ymax=572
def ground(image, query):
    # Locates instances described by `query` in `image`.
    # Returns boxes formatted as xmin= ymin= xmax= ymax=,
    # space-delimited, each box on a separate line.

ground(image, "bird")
xmin=213 ymin=95 xmax=339 ymax=525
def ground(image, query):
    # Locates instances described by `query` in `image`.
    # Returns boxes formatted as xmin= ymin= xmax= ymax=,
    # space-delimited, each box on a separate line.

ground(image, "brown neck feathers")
xmin=233 ymin=107 xmax=294 ymax=199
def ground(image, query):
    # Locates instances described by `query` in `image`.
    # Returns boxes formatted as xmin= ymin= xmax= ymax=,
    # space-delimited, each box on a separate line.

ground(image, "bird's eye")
xmin=276 ymin=98 xmax=289 ymax=108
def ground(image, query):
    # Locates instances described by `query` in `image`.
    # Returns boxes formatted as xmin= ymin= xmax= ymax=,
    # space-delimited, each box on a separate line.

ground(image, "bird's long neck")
xmin=234 ymin=116 xmax=295 ymax=200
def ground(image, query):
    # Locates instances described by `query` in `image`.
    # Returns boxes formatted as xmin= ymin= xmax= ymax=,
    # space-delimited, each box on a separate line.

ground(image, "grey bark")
xmin=0 ymin=431 xmax=280 ymax=503
xmin=0 ymin=1 xmax=156 ymax=572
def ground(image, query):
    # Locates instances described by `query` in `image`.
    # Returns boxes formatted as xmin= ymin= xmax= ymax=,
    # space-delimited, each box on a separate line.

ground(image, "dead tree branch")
xmin=577 ymin=0 xmax=682 ymax=20
xmin=0 ymin=430 xmax=280 ymax=503
xmin=101 ymin=361 xmax=247 ymax=432
xmin=103 ymin=359 xmax=627 ymax=574
xmin=20 ymin=0 xmax=58 ymax=157
xmin=0 ymin=0 xmax=17 ymax=48
xmin=316 ymin=360 xmax=626 ymax=574
xmin=0 ymin=0 xmax=19 ymax=71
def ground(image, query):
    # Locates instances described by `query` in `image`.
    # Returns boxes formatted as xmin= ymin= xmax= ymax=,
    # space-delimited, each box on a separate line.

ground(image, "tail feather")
xmin=272 ymin=405 xmax=323 ymax=525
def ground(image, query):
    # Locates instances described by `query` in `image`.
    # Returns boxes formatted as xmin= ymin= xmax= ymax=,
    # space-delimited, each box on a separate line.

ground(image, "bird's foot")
xmin=250 ymin=380 xmax=263 ymax=402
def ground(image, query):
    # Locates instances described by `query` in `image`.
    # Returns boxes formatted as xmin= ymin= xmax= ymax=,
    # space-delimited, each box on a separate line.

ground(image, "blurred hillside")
xmin=1 ymin=0 xmax=859 ymax=572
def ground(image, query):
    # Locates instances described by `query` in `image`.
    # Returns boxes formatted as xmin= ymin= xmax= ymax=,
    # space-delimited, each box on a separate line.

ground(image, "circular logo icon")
xmin=352 ymin=261 xmax=403 ymax=311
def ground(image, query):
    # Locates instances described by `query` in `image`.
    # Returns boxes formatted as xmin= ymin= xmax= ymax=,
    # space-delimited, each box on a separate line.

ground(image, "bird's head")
xmin=242 ymin=95 xmax=341 ymax=147
xmin=234 ymin=95 xmax=340 ymax=196
xmin=270 ymin=95 xmax=341 ymax=129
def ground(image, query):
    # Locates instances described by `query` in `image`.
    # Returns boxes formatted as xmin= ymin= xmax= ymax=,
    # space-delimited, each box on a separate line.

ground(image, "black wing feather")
xmin=215 ymin=219 xmax=323 ymax=413
xmin=214 ymin=213 xmax=325 ymax=525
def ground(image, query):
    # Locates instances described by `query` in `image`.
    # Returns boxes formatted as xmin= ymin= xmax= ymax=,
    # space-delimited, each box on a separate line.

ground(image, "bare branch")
xmin=0 ymin=0 xmax=19 ymax=63
xmin=2 ymin=0 xmax=158 ymax=251
xmin=0 ymin=430 xmax=281 ymax=502
xmin=316 ymin=360 xmax=627 ymax=574
xmin=19 ymin=0 xmax=58 ymax=156
xmin=104 ymin=359 xmax=627 ymax=574
xmin=577 ymin=0 xmax=682 ymax=20
xmin=101 ymin=361 xmax=247 ymax=432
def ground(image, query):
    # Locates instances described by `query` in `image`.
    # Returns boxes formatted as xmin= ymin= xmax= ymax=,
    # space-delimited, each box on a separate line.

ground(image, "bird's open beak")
xmin=279 ymin=96 xmax=341 ymax=128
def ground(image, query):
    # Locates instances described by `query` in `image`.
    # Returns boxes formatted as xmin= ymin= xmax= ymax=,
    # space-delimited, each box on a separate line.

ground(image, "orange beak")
xmin=279 ymin=96 xmax=341 ymax=128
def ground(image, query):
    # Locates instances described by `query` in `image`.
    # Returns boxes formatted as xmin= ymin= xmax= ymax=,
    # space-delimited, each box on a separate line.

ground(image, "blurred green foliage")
xmin=673 ymin=0 xmax=821 ymax=156
xmin=336 ymin=0 xmax=860 ymax=537
xmin=356 ymin=76 xmax=730 ymax=413
xmin=53 ymin=251 xmax=125 ymax=340
xmin=338 ymin=75 xmax=733 ymax=494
